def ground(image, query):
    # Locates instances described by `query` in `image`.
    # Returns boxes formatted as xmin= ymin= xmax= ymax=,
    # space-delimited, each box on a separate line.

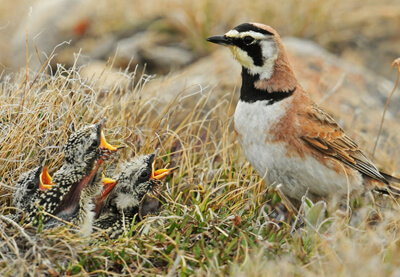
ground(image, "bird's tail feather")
xmin=380 ymin=171 xmax=400 ymax=184
xmin=375 ymin=171 xmax=400 ymax=196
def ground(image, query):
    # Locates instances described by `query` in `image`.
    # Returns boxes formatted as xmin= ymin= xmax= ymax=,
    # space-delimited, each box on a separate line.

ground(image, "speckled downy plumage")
xmin=12 ymin=166 xmax=50 ymax=221
xmin=24 ymin=120 xmax=117 ymax=231
xmin=45 ymin=171 xmax=106 ymax=233
xmin=94 ymin=151 xmax=173 ymax=239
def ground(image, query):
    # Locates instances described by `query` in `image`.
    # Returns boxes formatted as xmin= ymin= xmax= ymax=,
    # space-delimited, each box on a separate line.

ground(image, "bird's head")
xmin=63 ymin=119 xmax=118 ymax=168
xmin=13 ymin=165 xmax=53 ymax=211
xmin=207 ymin=23 xmax=282 ymax=79
xmin=97 ymin=149 xmax=175 ymax=212
xmin=207 ymin=23 xmax=297 ymax=96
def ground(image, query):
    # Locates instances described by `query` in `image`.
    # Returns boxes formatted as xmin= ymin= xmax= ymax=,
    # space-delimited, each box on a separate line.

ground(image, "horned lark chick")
xmin=94 ymin=149 xmax=174 ymax=239
xmin=12 ymin=166 xmax=53 ymax=221
xmin=24 ymin=119 xmax=118 ymax=230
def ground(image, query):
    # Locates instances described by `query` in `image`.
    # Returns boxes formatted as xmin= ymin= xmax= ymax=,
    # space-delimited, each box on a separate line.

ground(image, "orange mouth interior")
xmin=52 ymin=159 xmax=104 ymax=216
xmin=39 ymin=166 xmax=53 ymax=191
xmin=94 ymin=176 xmax=118 ymax=216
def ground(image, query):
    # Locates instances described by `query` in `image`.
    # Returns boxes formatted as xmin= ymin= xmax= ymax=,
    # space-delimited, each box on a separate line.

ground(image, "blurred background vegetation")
xmin=0 ymin=0 xmax=399 ymax=79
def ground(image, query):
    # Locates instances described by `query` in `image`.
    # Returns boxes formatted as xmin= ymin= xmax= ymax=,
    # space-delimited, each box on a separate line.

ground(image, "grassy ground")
xmin=0 ymin=58 xmax=400 ymax=276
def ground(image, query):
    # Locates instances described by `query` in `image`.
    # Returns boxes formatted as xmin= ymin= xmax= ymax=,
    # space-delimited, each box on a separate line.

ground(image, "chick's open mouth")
xmin=151 ymin=160 xmax=176 ymax=180
xmin=39 ymin=166 xmax=53 ymax=191
xmin=52 ymin=159 xmax=103 ymax=218
xmin=99 ymin=130 xmax=118 ymax=152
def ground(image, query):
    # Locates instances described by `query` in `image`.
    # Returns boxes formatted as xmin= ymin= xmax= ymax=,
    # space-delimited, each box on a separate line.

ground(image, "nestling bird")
xmin=94 ymin=149 xmax=174 ymax=239
xmin=12 ymin=165 xmax=53 ymax=221
xmin=24 ymin=119 xmax=119 ymax=229
xmin=207 ymin=23 xmax=400 ymax=206
xmin=45 ymin=174 xmax=118 ymax=233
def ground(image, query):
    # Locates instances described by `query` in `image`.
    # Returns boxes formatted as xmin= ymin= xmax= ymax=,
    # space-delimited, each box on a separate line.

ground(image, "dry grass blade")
xmin=373 ymin=58 xmax=400 ymax=157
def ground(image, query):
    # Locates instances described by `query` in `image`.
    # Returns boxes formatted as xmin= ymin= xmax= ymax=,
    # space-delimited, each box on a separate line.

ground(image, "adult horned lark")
xmin=207 ymin=23 xmax=400 ymax=206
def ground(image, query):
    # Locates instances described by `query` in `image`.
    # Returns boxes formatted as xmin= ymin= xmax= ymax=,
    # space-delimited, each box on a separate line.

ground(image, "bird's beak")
xmin=150 ymin=149 xmax=177 ymax=180
xmin=101 ymin=177 xmax=118 ymax=198
xmin=98 ymin=118 xmax=119 ymax=152
xmin=94 ymin=176 xmax=118 ymax=217
xmin=99 ymin=130 xmax=118 ymax=152
xmin=206 ymin=35 xmax=233 ymax=46
xmin=39 ymin=166 xmax=53 ymax=191
xmin=152 ymin=167 xmax=178 ymax=180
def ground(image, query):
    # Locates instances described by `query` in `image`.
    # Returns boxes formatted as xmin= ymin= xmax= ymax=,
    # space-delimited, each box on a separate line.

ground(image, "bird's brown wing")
xmin=298 ymin=104 xmax=388 ymax=184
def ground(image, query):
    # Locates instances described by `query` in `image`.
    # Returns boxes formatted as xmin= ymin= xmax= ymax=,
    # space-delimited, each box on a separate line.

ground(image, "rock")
xmin=141 ymin=44 xmax=194 ymax=69
xmin=10 ymin=0 xmax=93 ymax=72
xmin=78 ymin=60 xmax=132 ymax=91
xmin=112 ymin=31 xmax=195 ymax=73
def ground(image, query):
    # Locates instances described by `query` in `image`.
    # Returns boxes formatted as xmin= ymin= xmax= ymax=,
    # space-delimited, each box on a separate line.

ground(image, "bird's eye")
xmin=91 ymin=139 xmax=99 ymax=148
xmin=140 ymin=172 xmax=149 ymax=178
xmin=27 ymin=183 xmax=35 ymax=190
xmin=243 ymin=36 xmax=255 ymax=45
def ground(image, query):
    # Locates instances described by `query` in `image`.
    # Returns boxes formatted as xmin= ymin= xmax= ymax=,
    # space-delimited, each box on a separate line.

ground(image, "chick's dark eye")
xmin=140 ymin=172 xmax=149 ymax=178
xmin=243 ymin=36 xmax=254 ymax=45
xmin=91 ymin=139 xmax=99 ymax=148
xmin=27 ymin=183 xmax=35 ymax=190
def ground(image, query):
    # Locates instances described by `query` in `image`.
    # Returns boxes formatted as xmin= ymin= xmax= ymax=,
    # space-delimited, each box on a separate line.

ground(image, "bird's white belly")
xmin=234 ymin=100 xmax=363 ymax=201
